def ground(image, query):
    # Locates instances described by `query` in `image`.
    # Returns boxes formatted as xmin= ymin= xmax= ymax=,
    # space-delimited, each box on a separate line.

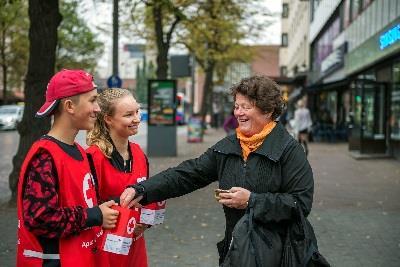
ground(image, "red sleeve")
xmin=22 ymin=149 xmax=88 ymax=239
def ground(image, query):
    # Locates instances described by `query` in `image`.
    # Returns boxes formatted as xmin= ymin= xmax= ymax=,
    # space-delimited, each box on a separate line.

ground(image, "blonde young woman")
xmin=86 ymin=88 xmax=149 ymax=267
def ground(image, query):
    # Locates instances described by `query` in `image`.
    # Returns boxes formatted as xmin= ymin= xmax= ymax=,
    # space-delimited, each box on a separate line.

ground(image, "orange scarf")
xmin=236 ymin=121 xmax=277 ymax=161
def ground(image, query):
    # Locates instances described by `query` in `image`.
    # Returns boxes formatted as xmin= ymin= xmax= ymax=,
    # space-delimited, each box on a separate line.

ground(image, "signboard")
xmin=187 ymin=116 xmax=203 ymax=143
xmin=107 ymin=75 xmax=122 ymax=88
xmin=379 ymin=24 xmax=400 ymax=50
xmin=346 ymin=18 xmax=400 ymax=75
xmin=148 ymin=80 xmax=177 ymax=125
xmin=170 ymin=55 xmax=191 ymax=78
xmin=320 ymin=42 xmax=347 ymax=77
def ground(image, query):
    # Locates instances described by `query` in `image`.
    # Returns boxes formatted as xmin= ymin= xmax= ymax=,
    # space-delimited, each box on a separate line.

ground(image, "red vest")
xmin=86 ymin=142 xmax=148 ymax=267
xmin=17 ymin=140 xmax=103 ymax=267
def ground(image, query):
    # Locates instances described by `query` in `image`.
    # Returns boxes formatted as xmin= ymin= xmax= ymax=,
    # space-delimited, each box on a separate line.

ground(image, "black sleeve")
xmin=85 ymin=206 xmax=103 ymax=227
xmin=135 ymin=148 xmax=219 ymax=205
xmin=251 ymin=141 xmax=314 ymax=223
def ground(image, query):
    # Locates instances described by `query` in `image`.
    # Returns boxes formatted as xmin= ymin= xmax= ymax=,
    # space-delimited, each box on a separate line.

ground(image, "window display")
xmin=391 ymin=62 xmax=400 ymax=140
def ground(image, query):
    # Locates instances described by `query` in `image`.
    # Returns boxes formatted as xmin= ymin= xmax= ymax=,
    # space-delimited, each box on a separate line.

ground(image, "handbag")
xmin=281 ymin=200 xmax=330 ymax=267
xmin=221 ymin=205 xmax=279 ymax=267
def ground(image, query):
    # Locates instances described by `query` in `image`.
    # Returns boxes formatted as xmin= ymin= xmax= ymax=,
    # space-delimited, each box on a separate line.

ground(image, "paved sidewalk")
xmin=1 ymin=128 xmax=399 ymax=266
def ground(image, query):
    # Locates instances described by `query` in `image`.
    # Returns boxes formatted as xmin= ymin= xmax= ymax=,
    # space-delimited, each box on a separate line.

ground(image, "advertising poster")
xmin=187 ymin=115 xmax=203 ymax=143
xmin=148 ymin=80 xmax=177 ymax=125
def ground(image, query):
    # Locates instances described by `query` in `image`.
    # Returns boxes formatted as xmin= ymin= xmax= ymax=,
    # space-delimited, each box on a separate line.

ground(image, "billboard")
xmin=148 ymin=80 xmax=177 ymax=126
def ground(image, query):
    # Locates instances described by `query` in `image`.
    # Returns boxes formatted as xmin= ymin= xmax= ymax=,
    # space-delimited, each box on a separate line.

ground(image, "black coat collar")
xmin=212 ymin=122 xmax=293 ymax=162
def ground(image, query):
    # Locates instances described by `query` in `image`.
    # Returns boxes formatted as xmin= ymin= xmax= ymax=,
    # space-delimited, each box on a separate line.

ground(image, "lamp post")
xmin=112 ymin=0 xmax=119 ymax=76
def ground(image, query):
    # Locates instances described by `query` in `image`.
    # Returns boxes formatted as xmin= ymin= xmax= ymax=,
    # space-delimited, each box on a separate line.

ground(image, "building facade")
xmin=279 ymin=0 xmax=310 ymax=119
xmin=344 ymin=0 xmax=400 ymax=158
xmin=307 ymin=0 xmax=400 ymax=159
xmin=308 ymin=0 xmax=349 ymax=143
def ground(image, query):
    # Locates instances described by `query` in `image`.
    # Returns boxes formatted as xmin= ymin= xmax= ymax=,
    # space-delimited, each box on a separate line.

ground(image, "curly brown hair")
xmin=230 ymin=76 xmax=284 ymax=120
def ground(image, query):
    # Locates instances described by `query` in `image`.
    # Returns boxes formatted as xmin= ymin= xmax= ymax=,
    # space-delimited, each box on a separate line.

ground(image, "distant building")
xmin=278 ymin=0 xmax=310 ymax=120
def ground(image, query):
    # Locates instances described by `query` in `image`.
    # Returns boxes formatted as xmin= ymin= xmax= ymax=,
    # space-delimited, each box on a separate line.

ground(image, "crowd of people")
xmin=16 ymin=70 xmax=328 ymax=267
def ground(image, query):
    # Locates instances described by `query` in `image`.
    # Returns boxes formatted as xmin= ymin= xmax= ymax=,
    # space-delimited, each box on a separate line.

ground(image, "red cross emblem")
xmin=127 ymin=217 xmax=136 ymax=235
xmin=83 ymin=173 xmax=96 ymax=208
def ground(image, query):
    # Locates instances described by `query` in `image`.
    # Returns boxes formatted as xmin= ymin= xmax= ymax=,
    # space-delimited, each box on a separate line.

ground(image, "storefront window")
xmin=391 ymin=62 xmax=400 ymax=140
xmin=327 ymin=91 xmax=338 ymax=125
xmin=363 ymin=83 xmax=385 ymax=139
xmin=352 ymin=83 xmax=362 ymax=127
xmin=363 ymin=87 xmax=375 ymax=138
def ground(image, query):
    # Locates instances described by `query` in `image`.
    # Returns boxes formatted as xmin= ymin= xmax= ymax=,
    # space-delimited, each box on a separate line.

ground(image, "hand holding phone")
xmin=214 ymin=189 xmax=231 ymax=199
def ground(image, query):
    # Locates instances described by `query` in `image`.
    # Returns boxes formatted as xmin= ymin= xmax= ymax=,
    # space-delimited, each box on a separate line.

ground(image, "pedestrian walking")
xmin=120 ymin=76 xmax=322 ymax=266
xmin=86 ymin=88 xmax=151 ymax=267
xmin=16 ymin=69 xmax=119 ymax=267
xmin=294 ymin=99 xmax=313 ymax=155
xmin=222 ymin=109 xmax=238 ymax=135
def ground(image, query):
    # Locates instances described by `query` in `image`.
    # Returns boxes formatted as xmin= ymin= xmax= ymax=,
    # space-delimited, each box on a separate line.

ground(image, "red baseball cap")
xmin=36 ymin=69 xmax=97 ymax=118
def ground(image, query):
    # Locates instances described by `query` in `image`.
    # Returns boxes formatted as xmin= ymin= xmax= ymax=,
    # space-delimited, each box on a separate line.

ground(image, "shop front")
xmin=345 ymin=19 xmax=400 ymax=159
xmin=348 ymin=79 xmax=389 ymax=155
xmin=306 ymin=79 xmax=350 ymax=142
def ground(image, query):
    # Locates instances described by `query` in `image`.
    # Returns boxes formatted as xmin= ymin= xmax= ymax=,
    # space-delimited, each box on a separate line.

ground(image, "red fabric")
xmin=37 ymin=69 xmax=96 ymax=117
xmin=87 ymin=142 xmax=148 ymax=267
xmin=17 ymin=140 xmax=103 ymax=267
xmin=22 ymin=149 xmax=87 ymax=239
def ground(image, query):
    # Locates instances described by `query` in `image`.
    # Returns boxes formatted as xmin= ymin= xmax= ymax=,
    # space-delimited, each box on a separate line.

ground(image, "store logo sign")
xmin=379 ymin=24 xmax=400 ymax=50
xmin=320 ymin=42 xmax=347 ymax=76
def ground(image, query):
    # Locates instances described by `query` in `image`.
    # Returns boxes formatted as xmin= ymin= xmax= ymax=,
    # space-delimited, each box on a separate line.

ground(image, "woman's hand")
xmin=120 ymin=188 xmax=143 ymax=208
xmin=218 ymin=187 xmax=251 ymax=209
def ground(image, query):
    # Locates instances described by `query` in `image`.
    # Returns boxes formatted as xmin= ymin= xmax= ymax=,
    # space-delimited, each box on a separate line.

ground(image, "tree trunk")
xmin=8 ymin=0 xmax=61 ymax=204
xmin=153 ymin=2 xmax=168 ymax=79
xmin=200 ymin=61 xmax=215 ymax=122
xmin=2 ymin=65 xmax=6 ymax=104
xmin=156 ymin=44 xmax=168 ymax=79
xmin=1 ymin=25 xmax=7 ymax=104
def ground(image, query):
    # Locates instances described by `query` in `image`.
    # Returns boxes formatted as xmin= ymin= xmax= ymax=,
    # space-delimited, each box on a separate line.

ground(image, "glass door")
xmin=349 ymin=79 xmax=388 ymax=154
xmin=348 ymin=81 xmax=363 ymax=151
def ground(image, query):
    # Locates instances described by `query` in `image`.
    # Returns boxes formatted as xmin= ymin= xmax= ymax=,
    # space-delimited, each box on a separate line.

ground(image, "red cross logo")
xmin=83 ymin=173 xmax=96 ymax=208
xmin=127 ymin=217 xmax=136 ymax=235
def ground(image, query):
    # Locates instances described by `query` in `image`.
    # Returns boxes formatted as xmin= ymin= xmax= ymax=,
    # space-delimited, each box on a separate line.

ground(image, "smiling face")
xmin=69 ymin=89 xmax=101 ymax=131
xmin=105 ymin=95 xmax=141 ymax=138
xmin=234 ymin=93 xmax=272 ymax=137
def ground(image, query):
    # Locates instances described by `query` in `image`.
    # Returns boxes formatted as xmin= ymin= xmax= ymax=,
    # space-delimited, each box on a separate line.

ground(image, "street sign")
xmin=107 ymin=75 xmax=122 ymax=88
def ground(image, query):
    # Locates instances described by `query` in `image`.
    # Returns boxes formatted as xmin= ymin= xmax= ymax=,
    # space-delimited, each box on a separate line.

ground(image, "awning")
xmin=287 ymin=87 xmax=303 ymax=102
xmin=306 ymin=78 xmax=349 ymax=93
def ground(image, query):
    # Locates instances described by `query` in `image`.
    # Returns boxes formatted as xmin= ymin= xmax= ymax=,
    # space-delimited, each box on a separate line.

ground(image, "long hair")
xmin=87 ymin=88 xmax=133 ymax=158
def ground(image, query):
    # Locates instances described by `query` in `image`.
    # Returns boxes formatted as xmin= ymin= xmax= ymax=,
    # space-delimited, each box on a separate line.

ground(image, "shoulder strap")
xmin=86 ymin=153 xmax=100 ymax=201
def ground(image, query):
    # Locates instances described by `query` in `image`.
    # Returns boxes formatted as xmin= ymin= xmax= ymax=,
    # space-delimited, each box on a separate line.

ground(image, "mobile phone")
xmin=214 ymin=189 xmax=231 ymax=199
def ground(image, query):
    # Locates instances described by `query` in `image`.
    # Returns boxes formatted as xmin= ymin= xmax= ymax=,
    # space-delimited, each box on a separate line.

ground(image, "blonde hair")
xmin=87 ymin=88 xmax=133 ymax=157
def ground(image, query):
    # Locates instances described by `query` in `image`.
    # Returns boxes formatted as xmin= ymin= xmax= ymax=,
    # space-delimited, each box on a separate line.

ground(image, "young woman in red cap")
xmin=86 ymin=88 xmax=150 ymax=267
xmin=17 ymin=69 xmax=119 ymax=267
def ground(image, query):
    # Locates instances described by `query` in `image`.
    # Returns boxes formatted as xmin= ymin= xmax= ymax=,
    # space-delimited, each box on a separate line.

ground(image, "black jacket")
xmin=138 ymin=122 xmax=314 ymax=265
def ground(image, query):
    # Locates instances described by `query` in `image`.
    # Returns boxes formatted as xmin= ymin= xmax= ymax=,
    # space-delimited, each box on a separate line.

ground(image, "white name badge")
xmin=103 ymin=233 xmax=133 ymax=255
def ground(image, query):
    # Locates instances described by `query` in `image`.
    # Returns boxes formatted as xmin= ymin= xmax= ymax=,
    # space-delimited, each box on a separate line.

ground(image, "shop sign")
xmin=321 ymin=43 xmax=347 ymax=76
xmin=379 ymin=24 xmax=400 ymax=50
